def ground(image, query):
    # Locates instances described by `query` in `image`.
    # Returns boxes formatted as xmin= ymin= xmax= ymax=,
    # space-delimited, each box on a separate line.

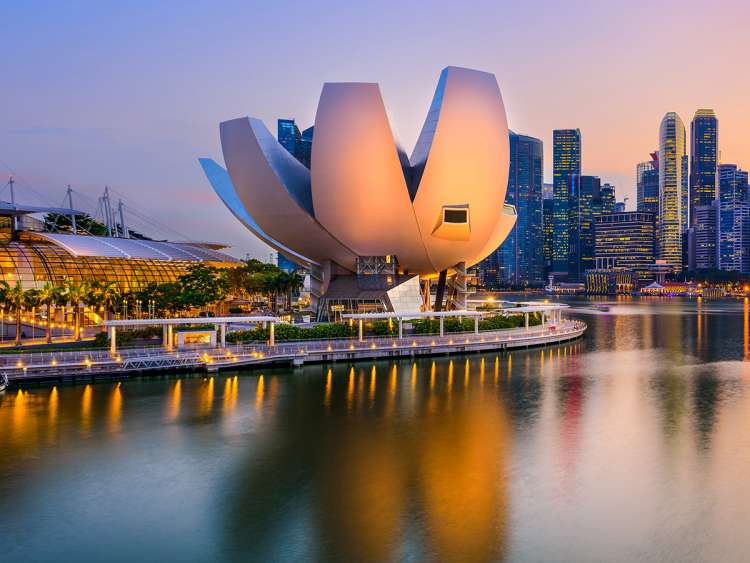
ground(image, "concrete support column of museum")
xmin=166 ymin=325 xmax=173 ymax=351
xmin=398 ymin=318 xmax=403 ymax=339
xmin=269 ymin=322 xmax=275 ymax=346
xmin=109 ymin=326 xmax=116 ymax=355
xmin=220 ymin=324 xmax=226 ymax=348
xmin=162 ymin=325 xmax=169 ymax=349
xmin=474 ymin=316 xmax=479 ymax=335
xmin=358 ymin=319 xmax=364 ymax=342
xmin=439 ymin=317 xmax=444 ymax=337
xmin=525 ymin=312 xmax=529 ymax=331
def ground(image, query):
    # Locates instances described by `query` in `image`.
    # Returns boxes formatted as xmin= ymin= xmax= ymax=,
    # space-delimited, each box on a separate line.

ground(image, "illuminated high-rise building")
xmin=552 ymin=129 xmax=581 ymax=275
xmin=594 ymin=211 xmax=656 ymax=282
xmin=568 ymin=174 xmax=599 ymax=281
xmin=658 ymin=112 xmax=687 ymax=271
xmin=543 ymin=195 xmax=553 ymax=275
xmin=277 ymin=119 xmax=301 ymax=156
xmin=691 ymin=201 xmax=718 ymax=270
xmin=637 ymin=152 xmax=659 ymax=215
xmin=689 ymin=109 xmax=718 ymax=223
xmin=718 ymin=164 xmax=750 ymax=273
xmin=495 ymin=131 xmax=544 ymax=286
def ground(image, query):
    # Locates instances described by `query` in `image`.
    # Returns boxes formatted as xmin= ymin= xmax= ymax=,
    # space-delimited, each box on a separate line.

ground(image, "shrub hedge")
xmin=225 ymin=313 xmax=540 ymax=343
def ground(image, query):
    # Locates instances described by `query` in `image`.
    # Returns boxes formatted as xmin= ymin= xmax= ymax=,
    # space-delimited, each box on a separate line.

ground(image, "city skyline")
xmin=3 ymin=1 xmax=750 ymax=259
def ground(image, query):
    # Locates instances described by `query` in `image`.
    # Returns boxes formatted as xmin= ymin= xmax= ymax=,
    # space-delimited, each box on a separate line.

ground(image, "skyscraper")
xmin=658 ymin=112 xmax=687 ymax=271
xmin=543 ymin=195 xmax=554 ymax=277
xmin=568 ymin=174 xmax=599 ymax=281
xmin=277 ymin=119 xmax=313 ymax=168
xmin=597 ymin=183 xmax=616 ymax=217
xmin=297 ymin=126 xmax=314 ymax=168
xmin=718 ymin=164 xmax=750 ymax=272
xmin=496 ymin=131 xmax=544 ymax=286
xmin=594 ymin=211 xmax=656 ymax=282
xmin=690 ymin=109 xmax=718 ymax=223
xmin=552 ymin=129 xmax=581 ymax=276
xmin=691 ymin=201 xmax=718 ymax=270
xmin=637 ymin=152 xmax=659 ymax=215
xmin=278 ymin=119 xmax=301 ymax=155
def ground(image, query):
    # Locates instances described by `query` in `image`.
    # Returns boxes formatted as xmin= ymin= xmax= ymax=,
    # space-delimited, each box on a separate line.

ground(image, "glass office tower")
xmin=543 ymin=196 xmax=554 ymax=277
xmin=552 ymin=129 xmax=581 ymax=276
xmin=658 ymin=112 xmax=687 ymax=272
xmin=568 ymin=175 xmax=600 ymax=281
xmin=277 ymin=119 xmax=301 ymax=156
xmin=594 ymin=211 xmax=656 ymax=282
xmin=478 ymin=131 xmax=544 ymax=287
xmin=690 ymin=109 xmax=718 ymax=223
xmin=718 ymin=164 xmax=750 ymax=272
xmin=637 ymin=153 xmax=660 ymax=215
xmin=496 ymin=131 xmax=544 ymax=286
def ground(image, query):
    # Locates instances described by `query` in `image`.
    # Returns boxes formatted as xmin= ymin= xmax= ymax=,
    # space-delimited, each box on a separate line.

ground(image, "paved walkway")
xmin=4 ymin=319 xmax=586 ymax=384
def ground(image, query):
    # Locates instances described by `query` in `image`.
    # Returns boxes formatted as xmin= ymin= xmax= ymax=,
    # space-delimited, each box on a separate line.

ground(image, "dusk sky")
xmin=3 ymin=0 xmax=749 ymax=258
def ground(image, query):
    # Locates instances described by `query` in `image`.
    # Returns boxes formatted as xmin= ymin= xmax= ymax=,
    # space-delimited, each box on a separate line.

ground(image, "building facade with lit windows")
xmin=637 ymin=154 xmax=659 ymax=215
xmin=690 ymin=201 xmax=718 ymax=270
xmin=718 ymin=164 xmax=750 ymax=273
xmin=552 ymin=129 xmax=581 ymax=276
xmin=568 ymin=174 xmax=599 ymax=281
xmin=482 ymin=131 xmax=544 ymax=287
xmin=658 ymin=112 xmax=688 ymax=272
xmin=594 ymin=211 xmax=656 ymax=282
xmin=690 ymin=109 xmax=718 ymax=222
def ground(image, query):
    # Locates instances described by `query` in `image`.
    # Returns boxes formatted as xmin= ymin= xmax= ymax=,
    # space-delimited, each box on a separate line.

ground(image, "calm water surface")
xmin=3 ymin=298 xmax=750 ymax=562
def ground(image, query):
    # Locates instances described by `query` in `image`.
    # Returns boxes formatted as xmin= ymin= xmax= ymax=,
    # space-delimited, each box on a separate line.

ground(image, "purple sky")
xmin=3 ymin=0 xmax=749 ymax=258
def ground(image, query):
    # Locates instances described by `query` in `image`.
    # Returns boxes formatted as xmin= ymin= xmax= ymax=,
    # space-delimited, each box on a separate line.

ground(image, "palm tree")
xmin=87 ymin=280 xmax=120 ymax=326
xmin=5 ymin=281 xmax=26 ymax=346
xmin=24 ymin=288 xmax=41 ymax=341
xmin=62 ymin=279 xmax=90 ymax=341
xmin=0 ymin=280 xmax=9 ymax=341
xmin=37 ymin=281 xmax=62 ymax=344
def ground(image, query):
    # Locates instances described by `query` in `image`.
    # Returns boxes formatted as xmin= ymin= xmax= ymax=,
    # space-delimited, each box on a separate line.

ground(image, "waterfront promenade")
xmin=3 ymin=318 xmax=585 ymax=385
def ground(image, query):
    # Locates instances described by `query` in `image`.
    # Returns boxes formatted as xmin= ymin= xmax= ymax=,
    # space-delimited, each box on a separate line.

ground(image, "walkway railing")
xmin=4 ymin=319 xmax=586 ymax=382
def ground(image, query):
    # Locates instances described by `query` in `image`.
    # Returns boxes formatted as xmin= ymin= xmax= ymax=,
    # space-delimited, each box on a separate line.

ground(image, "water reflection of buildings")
xmin=222 ymin=357 xmax=523 ymax=561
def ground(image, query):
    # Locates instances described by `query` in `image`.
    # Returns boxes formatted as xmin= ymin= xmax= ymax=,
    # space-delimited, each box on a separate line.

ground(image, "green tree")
xmin=5 ymin=281 xmax=26 ymax=346
xmin=37 ymin=281 xmax=63 ymax=344
xmin=86 ymin=280 xmax=121 ymax=324
xmin=44 ymin=212 xmax=109 ymax=236
xmin=177 ymin=264 xmax=227 ymax=311
xmin=62 ymin=280 xmax=90 ymax=341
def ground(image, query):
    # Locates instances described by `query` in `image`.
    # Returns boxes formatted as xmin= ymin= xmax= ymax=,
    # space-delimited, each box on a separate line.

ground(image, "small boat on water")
xmin=0 ymin=373 xmax=8 ymax=392
xmin=593 ymin=305 xmax=610 ymax=312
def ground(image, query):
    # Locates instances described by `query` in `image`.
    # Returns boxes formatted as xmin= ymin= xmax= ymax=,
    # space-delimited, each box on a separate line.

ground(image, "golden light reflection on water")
xmin=198 ymin=377 xmax=214 ymax=418
xmin=48 ymin=387 xmax=58 ymax=442
xmin=80 ymin=385 xmax=92 ymax=435
xmin=325 ymin=368 xmax=332 ymax=410
xmin=255 ymin=375 xmax=265 ymax=411
xmin=108 ymin=383 xmax=122 ymax=434
xmin=369 ymin=365 xmax=376 ymax=403
xmin=347 ymin=368 xmax=355 ymax=411
xmin=223 ymin=377 xmax=238 ymax=413
xmin=168 ymin=380 xmax=181 ymax=422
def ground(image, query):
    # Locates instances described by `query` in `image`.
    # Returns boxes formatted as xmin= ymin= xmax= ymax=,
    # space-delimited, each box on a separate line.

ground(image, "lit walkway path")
xmin=3 ymin=319 xmax=586 ymax=384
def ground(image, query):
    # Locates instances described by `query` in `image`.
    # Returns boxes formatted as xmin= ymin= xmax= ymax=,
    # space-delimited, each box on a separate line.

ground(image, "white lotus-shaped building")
xmin=201 ymin=66 xmax=515 ymax=314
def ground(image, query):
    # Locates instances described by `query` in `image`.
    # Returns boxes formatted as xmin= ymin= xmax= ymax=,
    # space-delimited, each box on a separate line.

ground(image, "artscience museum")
xmin=201 ymin=66 xmax=516 ymax=319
